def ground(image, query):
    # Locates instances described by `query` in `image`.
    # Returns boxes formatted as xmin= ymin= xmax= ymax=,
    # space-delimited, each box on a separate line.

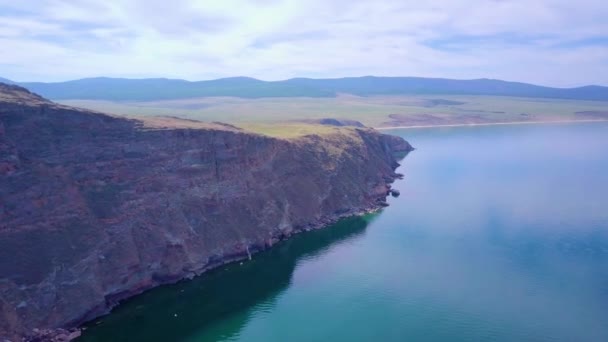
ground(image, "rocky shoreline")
xmin=20 ymin=183 xmax=404 ymax=342
xmin=0 ymin=83 xmax=412 ymax=341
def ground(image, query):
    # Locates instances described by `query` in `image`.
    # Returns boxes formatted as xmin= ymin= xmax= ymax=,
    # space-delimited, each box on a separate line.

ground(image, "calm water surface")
xmin=79 ymin=122 xmax=608 ymax=342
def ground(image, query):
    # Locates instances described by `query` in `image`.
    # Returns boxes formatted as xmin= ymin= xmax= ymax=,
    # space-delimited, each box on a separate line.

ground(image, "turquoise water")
xmin=79 ymin=122 xmax=608 ymax=342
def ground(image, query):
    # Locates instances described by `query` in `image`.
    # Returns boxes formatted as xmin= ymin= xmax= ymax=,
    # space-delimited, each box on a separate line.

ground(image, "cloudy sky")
xmin=0 ymin=0 xmax=607 ymax=86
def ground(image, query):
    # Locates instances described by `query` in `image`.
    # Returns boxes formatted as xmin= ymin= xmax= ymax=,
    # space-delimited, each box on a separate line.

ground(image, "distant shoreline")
xmin=375 ymin=119 xmax=608 ymax=130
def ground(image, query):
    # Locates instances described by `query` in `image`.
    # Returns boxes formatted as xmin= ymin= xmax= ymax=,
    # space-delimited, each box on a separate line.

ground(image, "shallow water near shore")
xmin=78 ymin=122 xmax=608 ymax=342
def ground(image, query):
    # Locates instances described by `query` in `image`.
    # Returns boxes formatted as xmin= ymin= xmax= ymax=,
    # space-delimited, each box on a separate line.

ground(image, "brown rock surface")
xmin=0 ymin=83 xmax=412 ymax=341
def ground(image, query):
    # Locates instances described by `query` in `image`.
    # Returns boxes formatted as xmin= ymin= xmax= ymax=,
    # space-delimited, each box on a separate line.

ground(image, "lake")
xmin=78 ymin=122 xmax=608 ymax=342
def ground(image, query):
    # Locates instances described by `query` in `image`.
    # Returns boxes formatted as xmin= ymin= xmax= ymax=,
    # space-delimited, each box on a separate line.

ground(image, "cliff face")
xmin=0 ymin=83 xmax=412 ymax=340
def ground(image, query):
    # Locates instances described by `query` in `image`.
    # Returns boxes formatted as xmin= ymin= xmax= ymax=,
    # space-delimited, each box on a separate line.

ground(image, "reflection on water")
xmin=80 ymin=122 xmax=608 ymax=342
xmin=78 ymin=215 xmax=376 ymax=342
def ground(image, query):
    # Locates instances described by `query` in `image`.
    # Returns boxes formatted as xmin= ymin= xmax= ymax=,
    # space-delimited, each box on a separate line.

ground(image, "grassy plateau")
xmin=59 ymin=94 xmax=608 ymax=137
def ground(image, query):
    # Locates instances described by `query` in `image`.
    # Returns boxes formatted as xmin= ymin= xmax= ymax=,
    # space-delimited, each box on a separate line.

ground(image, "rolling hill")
xmin=2 ymin=76 xmax=606 ymax=101
xmin=18 ymin=77 xmax=333 ymax=101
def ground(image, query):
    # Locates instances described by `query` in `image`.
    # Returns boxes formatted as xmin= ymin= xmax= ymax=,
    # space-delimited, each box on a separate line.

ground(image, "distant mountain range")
xmin=1 ymin=76 xmax=606 ymax=101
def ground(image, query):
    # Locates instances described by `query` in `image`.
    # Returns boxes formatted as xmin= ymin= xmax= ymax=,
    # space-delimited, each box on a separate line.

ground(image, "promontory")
xmin=0 ymin=83 xmax=412 ymax=341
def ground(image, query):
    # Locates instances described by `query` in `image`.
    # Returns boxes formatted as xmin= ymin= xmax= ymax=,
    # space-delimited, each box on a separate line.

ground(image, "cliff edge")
xmin=0 ymin=83 xmax=412 ymax=341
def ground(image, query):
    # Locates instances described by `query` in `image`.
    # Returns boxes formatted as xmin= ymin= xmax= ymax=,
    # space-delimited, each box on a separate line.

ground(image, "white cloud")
xmin=0 ymin=0 xmax=606 ymax=86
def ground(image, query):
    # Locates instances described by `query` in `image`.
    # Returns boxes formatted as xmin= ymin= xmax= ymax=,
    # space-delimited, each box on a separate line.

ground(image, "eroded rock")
xmin=0 ymin=83 xmax=413 ymax=340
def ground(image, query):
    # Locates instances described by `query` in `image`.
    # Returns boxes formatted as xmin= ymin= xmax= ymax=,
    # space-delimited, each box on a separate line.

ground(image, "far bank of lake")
xmin=375 ymin=118 xmax=608 ymax=130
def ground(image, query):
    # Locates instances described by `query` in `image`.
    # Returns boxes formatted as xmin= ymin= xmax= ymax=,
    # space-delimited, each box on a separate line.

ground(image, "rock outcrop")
xmin=0 ymin=83 xmax=412 ymax=341
xmin=298 ymin=118 xmax=366 ymax=127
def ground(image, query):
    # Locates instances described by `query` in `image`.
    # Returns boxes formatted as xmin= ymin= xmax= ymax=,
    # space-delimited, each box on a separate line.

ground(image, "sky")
xmin=0 ymin=0 xmax=607 ymax=86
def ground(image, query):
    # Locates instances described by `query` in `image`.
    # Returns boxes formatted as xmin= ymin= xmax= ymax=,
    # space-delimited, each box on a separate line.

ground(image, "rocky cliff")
xmin=0 ymin=83 xmax=412 ymax=341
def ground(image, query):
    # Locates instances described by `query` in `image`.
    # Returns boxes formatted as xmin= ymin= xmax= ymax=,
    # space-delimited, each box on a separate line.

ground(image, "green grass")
xmin=59 ymin=94 xmax=608 ymax=128
xmin=239 ymin=123 xmax=351 ymax=139
xmin=239 ymin=124 xmax=366 ymax=159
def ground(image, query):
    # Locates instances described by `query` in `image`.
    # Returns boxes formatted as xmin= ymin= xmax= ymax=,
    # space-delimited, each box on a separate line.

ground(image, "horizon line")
xmin=1 ymin=75 xmax=606 ymax=89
